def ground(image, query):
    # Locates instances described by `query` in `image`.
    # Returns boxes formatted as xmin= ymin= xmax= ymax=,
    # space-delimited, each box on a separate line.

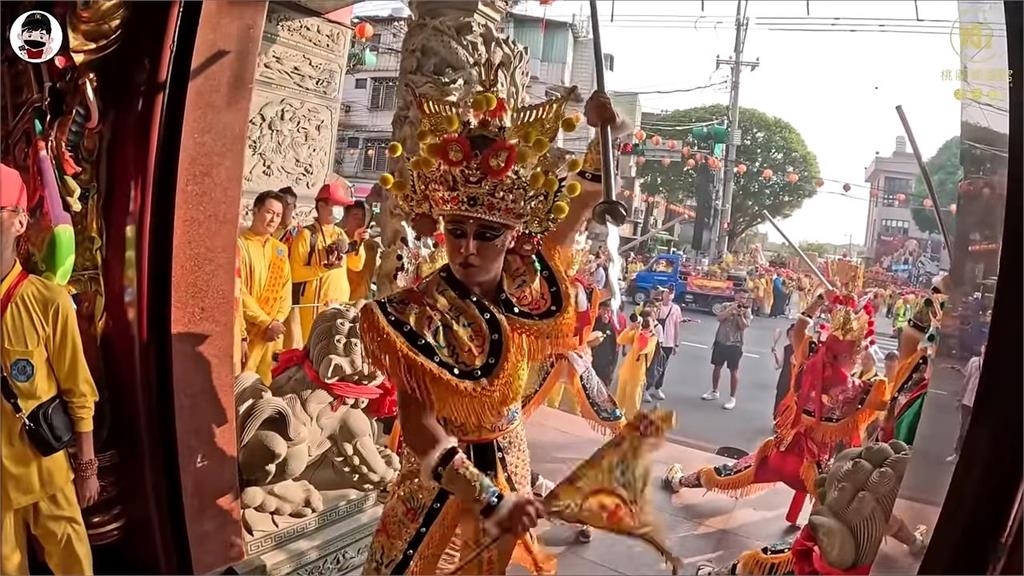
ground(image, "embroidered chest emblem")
xmin=275 ymin=246 xmax=286 ymax=257
xmin=10 ymin=359 xmax=35 ymax=383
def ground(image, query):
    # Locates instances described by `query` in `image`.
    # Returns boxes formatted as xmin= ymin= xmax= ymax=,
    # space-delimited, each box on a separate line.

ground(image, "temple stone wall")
xmin=242 ymin=3 xmax=351 ymax=202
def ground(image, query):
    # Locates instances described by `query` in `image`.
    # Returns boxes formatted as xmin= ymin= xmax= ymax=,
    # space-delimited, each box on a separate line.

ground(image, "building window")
xmin=882 ymin=176 xmax=912 ymax=207
xmin=879 ymin=218 xmax=910 ymax=237
xmin=345 ymin=137 xmax=360 ymax=149
xmin=368 ymin=77 xmax=398 ymax=111
xmin=362 ymin=139 xmax=390 ymax=172
xmin=631 ymin=205 xmax=645 ymax=221
xmin=603 ymin=53 xmax=615 ymax=72
xmin=354 ymin=78 xmax=367 ymax=89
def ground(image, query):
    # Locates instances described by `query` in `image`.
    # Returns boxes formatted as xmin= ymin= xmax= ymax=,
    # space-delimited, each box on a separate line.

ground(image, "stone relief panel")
xmin=255 ymin=44 xmax=342 ymax=100
xmin=243 ymin=91 xmax=334 ymax=195
xmin=264 ymin=3 xmax=349 ymax=56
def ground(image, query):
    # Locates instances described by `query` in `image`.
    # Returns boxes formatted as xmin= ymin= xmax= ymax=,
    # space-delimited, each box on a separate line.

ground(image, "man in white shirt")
xmin=947 ymin=344 xmax=985 ymax=462
xmin=644 ymin=287 xmax=695 ymax=402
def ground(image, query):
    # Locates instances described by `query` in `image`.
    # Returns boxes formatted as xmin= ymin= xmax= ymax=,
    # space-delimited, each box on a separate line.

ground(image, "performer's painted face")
xmin=443 ymin=216 xmax=515 ymax=288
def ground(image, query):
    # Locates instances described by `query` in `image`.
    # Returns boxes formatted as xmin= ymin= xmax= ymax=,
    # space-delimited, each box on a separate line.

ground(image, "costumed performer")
xmin=357 ymin=74 xmax=629 ymax=575
xmin=614 ymin=310 xmax=660 ymax=420
xmin=664 ymin=290 xmax=890 ymax=526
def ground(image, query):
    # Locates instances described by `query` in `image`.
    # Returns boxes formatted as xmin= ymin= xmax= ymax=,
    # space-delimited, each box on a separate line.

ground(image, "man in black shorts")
xmin=703 ymin=291 xmax=752 ymax=410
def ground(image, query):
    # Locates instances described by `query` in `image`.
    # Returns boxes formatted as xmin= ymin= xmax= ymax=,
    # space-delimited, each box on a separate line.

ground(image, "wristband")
xmin=578 ymin=170 xmax=602 ymax=184
xmin=75 ymin=457 xmax=99 ymax=480
xmin=424 ymin=442 xmax=504 ymax=518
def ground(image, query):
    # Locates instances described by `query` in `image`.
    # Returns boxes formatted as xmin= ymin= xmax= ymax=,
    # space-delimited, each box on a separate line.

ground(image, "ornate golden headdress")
xmin=826 ymin=293 xmax=873 ymax=343
xmin=378 ymin=66 xmax=587 ymax=238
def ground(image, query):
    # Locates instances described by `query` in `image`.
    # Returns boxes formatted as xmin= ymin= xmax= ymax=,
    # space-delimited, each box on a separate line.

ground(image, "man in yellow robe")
xmin=273 ymin=187 xmax=305 ymax=350
xmin=291 ymin=181 xmax=367 ymax=341
xmin=2 ymin=163 xmax=99 ymax=575
xmin=238 ymin=190 xmax=293 ymax=383
xmin=340 ymin=200 xmax=377 ymax=301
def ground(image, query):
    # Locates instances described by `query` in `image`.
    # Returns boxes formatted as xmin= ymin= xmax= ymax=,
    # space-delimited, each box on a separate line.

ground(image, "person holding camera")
xmin=1 ymin=163 xmax=98 ymax=575
xmin=702 ymin=291 xmax=752 ymax=410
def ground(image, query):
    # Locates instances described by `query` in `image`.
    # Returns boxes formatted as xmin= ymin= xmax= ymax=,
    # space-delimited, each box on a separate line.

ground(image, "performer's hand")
xmin=265 ymin=321 xmax=286 ymax=342
xmin=494 ymin=494 xmax=545 ymax=537
xmin=75 ymin=474 xmax=100 ymax=509
xmin=354 ymin=227 xmax=370 ymax=242
xmin=585 ymin=91 xmax=621 ymax=131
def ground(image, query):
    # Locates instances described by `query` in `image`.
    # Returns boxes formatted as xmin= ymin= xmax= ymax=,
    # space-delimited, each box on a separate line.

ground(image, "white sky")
xmin=356 ymin=0 xmax=966 ymax=244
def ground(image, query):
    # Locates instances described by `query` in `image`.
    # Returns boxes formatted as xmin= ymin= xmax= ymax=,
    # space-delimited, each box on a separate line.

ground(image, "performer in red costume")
xmin=664 ymin=290 xmax=890 ymax=524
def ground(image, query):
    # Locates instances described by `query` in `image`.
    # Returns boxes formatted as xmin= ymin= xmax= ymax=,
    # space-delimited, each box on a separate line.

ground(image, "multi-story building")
xmin=334 ymin=11 xmax=612 ymax=197
xmin=864 ymin=136 xmax=948 ymax=281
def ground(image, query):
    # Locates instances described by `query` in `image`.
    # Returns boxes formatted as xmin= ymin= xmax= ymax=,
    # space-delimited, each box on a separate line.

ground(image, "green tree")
xmin=635 ymin=104 xmax=820 ymax=248
xmin=798 ymin=241 xmax=832 ymax=257
xmin=912 ymin=136 xmax=960 ymax=235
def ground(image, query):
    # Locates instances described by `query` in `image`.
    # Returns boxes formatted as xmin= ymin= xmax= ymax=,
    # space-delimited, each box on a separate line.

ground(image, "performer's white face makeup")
xmin=443 ymin=216 xmax=515 ymax=293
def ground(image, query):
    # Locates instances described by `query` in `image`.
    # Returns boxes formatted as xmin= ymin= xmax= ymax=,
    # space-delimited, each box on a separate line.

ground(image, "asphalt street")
xmin=624 ymin=307 xmax=965 ymax=506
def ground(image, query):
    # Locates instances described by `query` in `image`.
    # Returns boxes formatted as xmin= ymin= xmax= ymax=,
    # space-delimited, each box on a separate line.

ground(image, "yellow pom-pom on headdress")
xmin=378 ymin=63 xmax=586 ymax=239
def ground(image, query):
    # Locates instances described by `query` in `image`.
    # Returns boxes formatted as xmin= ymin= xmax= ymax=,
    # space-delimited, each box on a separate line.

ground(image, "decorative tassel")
xmin=698 ymin=439 xmax=777 ymax=499
xmin=737 ymin=548 xmax=796 ymax=575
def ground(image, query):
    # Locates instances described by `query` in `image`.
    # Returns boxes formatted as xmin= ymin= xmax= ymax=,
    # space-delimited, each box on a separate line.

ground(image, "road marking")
xmin=680 ymin=341 xmax=709 ymax=349
xmin=930 ymin=389 xmax=949 ymax=395
xmin=743 ymin=352 xmax=761 ymax=358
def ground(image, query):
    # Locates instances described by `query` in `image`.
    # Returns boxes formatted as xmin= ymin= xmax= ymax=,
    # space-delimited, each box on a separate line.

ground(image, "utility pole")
xmin=712 ymin=0 xmax=758 ymax=260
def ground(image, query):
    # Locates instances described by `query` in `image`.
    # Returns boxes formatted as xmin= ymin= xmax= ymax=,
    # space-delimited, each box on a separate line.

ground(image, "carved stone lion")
xmin=235 ymin=303 xmax=399 ymax=536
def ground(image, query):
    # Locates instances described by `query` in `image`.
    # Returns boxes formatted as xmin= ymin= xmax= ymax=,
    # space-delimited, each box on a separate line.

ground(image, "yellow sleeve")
xmin=343 ymin=230 xmax=366 ymax=272
xmin=276 ymin=253 xmax=292 ymax=322
xmin=48 ymin=288 xmax=99 ymax=433
xmin=617 ymin=327 xmax=637 ymax=346
xmin=291 ymin=228 xmax=325 ymax=283
xmin=238 ymin=239 xmax=273 ymax=331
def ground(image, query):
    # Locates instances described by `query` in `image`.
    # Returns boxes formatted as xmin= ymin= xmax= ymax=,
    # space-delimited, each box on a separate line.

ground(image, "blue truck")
xmin=627 ymin=253 xmax=748 ymax=314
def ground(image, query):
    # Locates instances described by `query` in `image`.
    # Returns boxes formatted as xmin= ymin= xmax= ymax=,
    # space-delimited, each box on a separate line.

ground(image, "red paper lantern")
xmin=636 ymin=156 xmax=647 ymax=166
xmin=686 ymin=159 xmax=696 ymax=169
xmin=949 ymin=203 xmax=957 ymax=215
xmin=354 ymin=21 xmax=375 ymax=41
xmin=843 ymin=183 xmax=852 ymax=192
xmin=651 ymin=135 xmax=663 ymax=146
xmin=762 ymin=168 xmax=773 ymax=180
xmin=814 ymin=178 xmax=824 ymax=188
xmin=736 ymin=163 xmax=747 ymax=174
xmin=540 ymin=0 xmax=555 ymax=5
xmin=635 ymin=129 xmax=647 ymax=141
xmin=786 ymin=172 xmax=799 ymax=184
xmin=681 ymin=146 xmax=691 ymax=157
xmin=667 ymin=140 xmax=678 ymax=150
xmin=695 ymin=153 xmax=705 ymax=164
xmin=708 ymin=157 xmax=721 ymax=170
xmin=660 ymin=158 xmax=671 ymax=167
xmin=923 ymin=198 xmax=933 ymax=208
xmin=895 ymin=193 xmax=906 ymax=203
xmin=958 ymin=180 xmax=973 ymax=194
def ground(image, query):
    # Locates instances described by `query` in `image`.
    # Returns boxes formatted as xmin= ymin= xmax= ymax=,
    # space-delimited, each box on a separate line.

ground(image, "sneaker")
xmin=652 ymin=389 xmax=666 ymax=401
xmin=701 ymin=390 xmax=720 ymax=401
xmin=532 ymin=475 xmax=555 ymax=498
xmin=576 ymin=526 xmax=592 ymax=543
xmin=723 ymin=397 xmax=737 ymax=410
xmin=642 ymin=392 xmax=653 ymax=403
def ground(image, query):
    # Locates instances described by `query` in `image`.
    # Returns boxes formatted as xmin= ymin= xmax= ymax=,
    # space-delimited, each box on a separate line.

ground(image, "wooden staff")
xmin=762 ymin=210 xmax=834 ymax=291
xmin=895 ymin=105 xmax=952 ymax=253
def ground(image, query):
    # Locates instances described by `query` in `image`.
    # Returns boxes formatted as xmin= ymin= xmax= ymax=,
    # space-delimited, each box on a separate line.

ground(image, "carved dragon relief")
xmin=244 ymin=95 xmax=334 ymax=194
xmin=255 ymin=45 xmax=343 ymax=100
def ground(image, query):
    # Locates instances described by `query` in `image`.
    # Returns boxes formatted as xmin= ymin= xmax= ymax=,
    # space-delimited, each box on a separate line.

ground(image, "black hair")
xmin=628 ymin=313 xmax=639 ymax=323
xmin=884 ymin=351 xmax=899 ymax=362
xmin=254 ymin=190 xmax=286 ymax=210
xmin=598 ymin=300 xmax=612 ymax=309
xmin=348 ymin=200 xmax=367 ymax=212
xmin=21 ymin=12 xmax=51 ymax=34
xmin=276 ymin=186 xmax=298 ymax=201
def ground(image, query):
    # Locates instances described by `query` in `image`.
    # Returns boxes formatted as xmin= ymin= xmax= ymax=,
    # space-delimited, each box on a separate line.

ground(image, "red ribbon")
xmin=273 ymin=348 xmax=382 ymax=411
xmin=792 ymin=526 xmax=872 ymax=575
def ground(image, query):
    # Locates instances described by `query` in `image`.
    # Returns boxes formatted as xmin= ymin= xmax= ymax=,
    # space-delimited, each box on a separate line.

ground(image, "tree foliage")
xmin=912 ymin=136 xmax=960 ymax=235
xmin=635 ymin=104 xmax=820 ymax=247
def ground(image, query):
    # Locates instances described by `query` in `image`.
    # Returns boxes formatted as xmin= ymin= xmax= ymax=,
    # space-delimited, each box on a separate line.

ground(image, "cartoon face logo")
xmin=9 ymin=11 xmax=63 ymax=64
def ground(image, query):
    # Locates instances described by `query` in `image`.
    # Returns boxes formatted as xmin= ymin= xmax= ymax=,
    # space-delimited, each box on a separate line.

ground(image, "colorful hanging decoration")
xmin=667 ymin=140 xmax=678 ymax=150
xmin=843 ymin=183 xmax=852 ymax=192
xmin=620 ymin=142 xmax=634 ymax=154
xmin=814 ymin=178 xmax=824 ymax=188
xmin=695 ymin=153 xmax=704 ymax=164
xmin=354 ymin=21 xmax=375 ymax=41
xmin=786 ymin=172 xmax=799 ymax=184
xmin=736 ymin=163 xmax=747 ymax=174
xmin=895 ymin=193 xmax=906 ymax=203
xmin=762 ymin=168 xmax=774 ymax=180
xmin=651 ymin=135 xmax=663 ymax=146
xmin=685 ymin=159 xmax=696 ymax=169
xmin=922 ymin=198 xmax=933 ymax=208
xmin=958 ymin=180 xmax=973 ymax=194
xmin=708 ymin=157 xmax=721 ymax=170
xmin=681 ymin=145 xmax=691 ymax=157
xmin=635 ymin=129 xmax=647 ymax=142
xmin=660 ymin=158 xmax=671 ymax=167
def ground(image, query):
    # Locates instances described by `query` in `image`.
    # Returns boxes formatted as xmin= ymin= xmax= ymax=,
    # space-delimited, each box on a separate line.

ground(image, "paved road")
xmin=630 ymin=307 xmax=962 ymax=505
